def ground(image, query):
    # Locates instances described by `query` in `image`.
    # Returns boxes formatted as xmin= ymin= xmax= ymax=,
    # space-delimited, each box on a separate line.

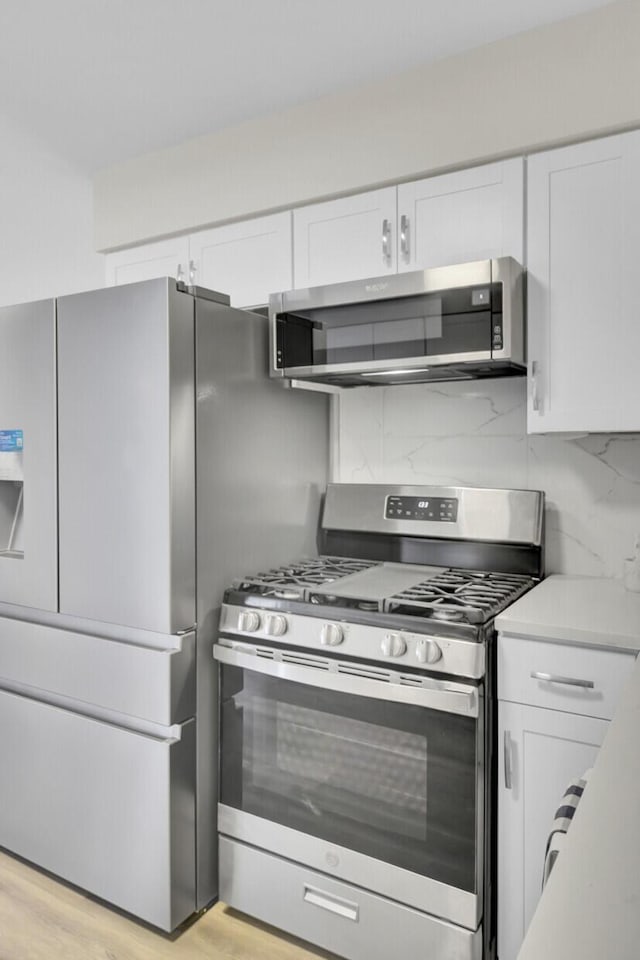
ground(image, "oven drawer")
xmin=498 ymin=634 xmax=636 ymax=719
xmin=219 ymin=837 xmax=482 ymax=960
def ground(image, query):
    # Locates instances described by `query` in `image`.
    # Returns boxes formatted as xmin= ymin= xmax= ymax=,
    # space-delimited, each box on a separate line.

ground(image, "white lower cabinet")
xmin=497 ymin=634 xmax=636 ymax=960
xmin=497 ymin=701 xmax=607 ymax=960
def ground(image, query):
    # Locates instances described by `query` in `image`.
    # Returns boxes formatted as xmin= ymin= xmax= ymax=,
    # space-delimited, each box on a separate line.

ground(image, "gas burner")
xmin=357 ymin=601 xmax=379 ymax=611
xmin=234 ymin=556 xmax=380 ymax=597
xmin=431 ymin=608 xmax=466 ymax=622
xmin=272 ymin=589 xmax=303 ymax=600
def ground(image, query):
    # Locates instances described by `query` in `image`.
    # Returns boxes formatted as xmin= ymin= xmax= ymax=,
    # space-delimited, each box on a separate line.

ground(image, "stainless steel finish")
xmin=0 ymin=299 xmax=57 ymax=612
xmin=214 ymin=642 xmax=479 ymax=717
xmin=504 ymin=729 xmax=512 ymax=790
xmin=320 ymin=622 xmax=344 ymax=646
xmin=303 ymin=884 xmax=359 ymax=922
xmin=323 ymin=482 xmax=544 ymax=547
xmin=193 ymin=296 xmax=328 ymax=910
xmin=220 ymin=603 xmax=487 ymax=679
xmin=0 ymin=685 xmax=196 ymax=931
xmin=0 ymin=615 xmax=195 ymax=725
xmin=57 ymin=280 xmax=196 ymax=634
xmin=269 ymin=256 xmax=524 ymax=382
xmin=0 ymin=280 xmax=329 ymax=932
xmin=530 ymin=671 xmax=595 ymax=689
xmin=219 ymin=810 xmax=482 ymax=932
xmin=188 ymin=259 xmax=197 ymax=284
xmin=531 ymin=359 xmax=541 ymax=411
xmin=490 ymin=255 xmax=524 ymax=365
xmin=381 ymin=219 xmax=392 ymax=266
xmin=400 ymin=213 xmax=410 ymax=261
xmin=274 ymin=258 xmax=493 ymax=313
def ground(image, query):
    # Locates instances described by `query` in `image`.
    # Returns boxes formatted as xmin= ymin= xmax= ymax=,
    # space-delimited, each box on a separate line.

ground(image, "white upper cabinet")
xmin=293 ymin=187 xmax=397 ymax=289
xmin=397 ymin=158 xmax=524 ymax=272
xmin=527 ymin=131 xmax=640 ymax=433
xmin=188 ymin=212 xmax=292 ymax=308
xmin=105 ymin=237 xmax=190 ymax=287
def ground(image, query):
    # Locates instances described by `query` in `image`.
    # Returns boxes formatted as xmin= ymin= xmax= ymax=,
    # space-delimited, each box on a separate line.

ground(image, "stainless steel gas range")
xmin=215 ymin=483 xmax=544 ymax=960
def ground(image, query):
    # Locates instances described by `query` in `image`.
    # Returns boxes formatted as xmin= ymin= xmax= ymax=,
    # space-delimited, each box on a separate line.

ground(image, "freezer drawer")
xmin=0 ymin=686 xmax=196 ymax=931
xmin=0 ymin=615 xmax=195 ymax=724
xmin=0 ymin=300 xmax=57 ymax=612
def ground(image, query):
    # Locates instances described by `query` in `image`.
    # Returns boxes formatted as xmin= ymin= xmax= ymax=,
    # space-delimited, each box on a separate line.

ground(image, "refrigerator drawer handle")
xmin=303 ymin=884 xmax=359 ymax=922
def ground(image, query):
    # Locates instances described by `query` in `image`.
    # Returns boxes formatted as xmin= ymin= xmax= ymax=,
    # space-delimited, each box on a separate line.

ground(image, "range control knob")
xmin=238 ymin=610 xmax=261 ymax=633
xmin=416 ymin=638 xmax=442 ymax=665
xmin=381 ymin=633 xmax=407 ymax=658
xmin=320 ymin=623 xmax=344 ymax=646
xmin=264 ymin=614 xmax=288 ymax=637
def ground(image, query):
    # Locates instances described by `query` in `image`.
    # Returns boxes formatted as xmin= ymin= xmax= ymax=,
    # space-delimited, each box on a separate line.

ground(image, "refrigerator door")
xmin=57 ymin=279 xmax=195 ymax=633
xmin=0 ymin=300 xmax=57 ymax=612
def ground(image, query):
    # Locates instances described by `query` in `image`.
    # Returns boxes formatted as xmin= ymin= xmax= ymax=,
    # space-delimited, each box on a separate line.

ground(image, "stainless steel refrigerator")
xmin=0 ymin=278 xmax=328 ymax=930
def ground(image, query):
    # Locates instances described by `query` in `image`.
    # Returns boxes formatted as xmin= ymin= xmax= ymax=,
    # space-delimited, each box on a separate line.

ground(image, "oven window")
xmin=220 ymin=665 xmax=479 ymax=893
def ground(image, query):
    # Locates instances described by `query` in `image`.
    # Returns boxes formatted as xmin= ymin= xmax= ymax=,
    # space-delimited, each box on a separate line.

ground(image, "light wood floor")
xmin=0 ymin=848 xmax=339 ymax=960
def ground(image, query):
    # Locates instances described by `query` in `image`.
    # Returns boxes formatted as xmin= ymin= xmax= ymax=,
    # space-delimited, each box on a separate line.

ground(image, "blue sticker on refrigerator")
xmin=0 ymin=430 xmax=23 ymax=452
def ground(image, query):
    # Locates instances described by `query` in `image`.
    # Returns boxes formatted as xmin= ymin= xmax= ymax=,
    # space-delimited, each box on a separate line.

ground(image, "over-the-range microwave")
xmin=269 ymin=256 xmax=524 ymax=386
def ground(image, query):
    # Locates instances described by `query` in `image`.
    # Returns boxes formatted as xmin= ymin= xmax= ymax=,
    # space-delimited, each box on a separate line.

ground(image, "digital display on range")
xmin=385 ymin=496 xmax=458 ymax=522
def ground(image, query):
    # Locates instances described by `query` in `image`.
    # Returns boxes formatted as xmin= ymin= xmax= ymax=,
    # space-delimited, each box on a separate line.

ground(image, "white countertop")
xmin=517 ymin=651 xmax=640 ymax=960
xmin=496 ymin=574 xmax=640 ymax=651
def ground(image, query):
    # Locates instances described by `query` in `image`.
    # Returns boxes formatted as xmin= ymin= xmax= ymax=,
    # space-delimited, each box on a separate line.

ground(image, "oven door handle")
xmin=213 ymin=643 xmax=479 ymax=718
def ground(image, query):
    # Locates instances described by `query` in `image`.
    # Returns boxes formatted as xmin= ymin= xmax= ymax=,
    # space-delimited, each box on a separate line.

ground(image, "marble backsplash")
xmin=335 ymin=378 xmax=640 ymax=579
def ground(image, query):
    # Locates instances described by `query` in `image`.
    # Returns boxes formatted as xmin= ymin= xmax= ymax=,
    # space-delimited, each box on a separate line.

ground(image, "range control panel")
xmin=385 ymin=495 xmax=458 ymax=523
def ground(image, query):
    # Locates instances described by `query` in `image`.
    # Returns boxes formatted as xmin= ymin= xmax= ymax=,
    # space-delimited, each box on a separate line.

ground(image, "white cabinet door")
xmin=397 ymin=159 xmax=524 ymax=273
xmin=498 ymin=701 xmax=608 ymax=960
xmin=293 ymin=187 xmax=397 ymax=289
xmin=105 ymin=237 xmax=190 ymax=287
xmin=189 ymin=212 xmax=292 ymax=308
xmin=527 ymin=132 xmax=640 ymax=432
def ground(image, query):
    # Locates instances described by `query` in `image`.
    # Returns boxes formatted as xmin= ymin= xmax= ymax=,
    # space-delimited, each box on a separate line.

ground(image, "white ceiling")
xmin=0 ymin=0 xmax=614 ymax=173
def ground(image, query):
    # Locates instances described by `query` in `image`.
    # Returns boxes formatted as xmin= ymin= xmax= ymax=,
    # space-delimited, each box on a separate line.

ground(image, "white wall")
xmin=337 ymin=380 xmax=640 ymax=579
xmin=0 ymin=117 xmax=104 ymax=307
xmin=94 ymin=0 xmax=640 ymax=251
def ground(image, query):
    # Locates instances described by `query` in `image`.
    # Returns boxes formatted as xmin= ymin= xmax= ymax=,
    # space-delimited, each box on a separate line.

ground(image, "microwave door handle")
xmin=213 ymin=643 xmax=478 ymax=718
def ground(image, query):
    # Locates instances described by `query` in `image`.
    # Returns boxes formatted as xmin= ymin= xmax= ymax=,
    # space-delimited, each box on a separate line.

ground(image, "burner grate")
xmin=234 ymin=556 xmax=380 ymax=599
xmin=385 ymin=569 xmax=534 ymax=625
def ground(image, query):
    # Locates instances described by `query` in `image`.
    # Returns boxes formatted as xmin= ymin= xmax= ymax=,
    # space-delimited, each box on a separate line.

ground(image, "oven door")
xmin=215 ymin=640 xmax=484 ymax=931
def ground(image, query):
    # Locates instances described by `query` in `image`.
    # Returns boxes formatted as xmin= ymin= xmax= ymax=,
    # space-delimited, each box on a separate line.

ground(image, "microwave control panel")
xmin=385 ymin=496 xmax=458 ymax=522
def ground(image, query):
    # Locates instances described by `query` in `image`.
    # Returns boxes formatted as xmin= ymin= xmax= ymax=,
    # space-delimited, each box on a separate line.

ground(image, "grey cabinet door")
xmin=57 ymin=279 xmax=195 ymax=633
xmin=0 ymin=300 xmax=57 ymax=611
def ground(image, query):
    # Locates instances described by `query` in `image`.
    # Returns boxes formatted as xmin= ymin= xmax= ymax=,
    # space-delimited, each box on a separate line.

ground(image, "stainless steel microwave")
xmin=269 ymin=257 xmax=524 ymax=386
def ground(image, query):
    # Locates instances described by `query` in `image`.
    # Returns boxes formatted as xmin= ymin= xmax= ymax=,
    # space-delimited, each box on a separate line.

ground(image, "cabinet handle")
xmin=188 ymin=259 xmax=197 ymax=285
xmin=503 ymin=730 xmax=512 ymax=790
xmin=176 ymin=262 xmax=185 ymax=283
xmin=382 ymin=219 xmax=392 ymax=265
xmin=400 ymin=214 xmax=410 ymax=262
xmin=530 ymin=671 xmax=595 ymax=689
xmin=531 ymin=360 xmax=541 ymax=412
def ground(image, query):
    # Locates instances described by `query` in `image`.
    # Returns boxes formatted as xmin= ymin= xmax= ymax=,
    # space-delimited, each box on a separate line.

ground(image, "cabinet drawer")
xmin=498 ymin=634 xmax=636 ymax=719
xmin=0 ymin=687 xmax=195 ymax=930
